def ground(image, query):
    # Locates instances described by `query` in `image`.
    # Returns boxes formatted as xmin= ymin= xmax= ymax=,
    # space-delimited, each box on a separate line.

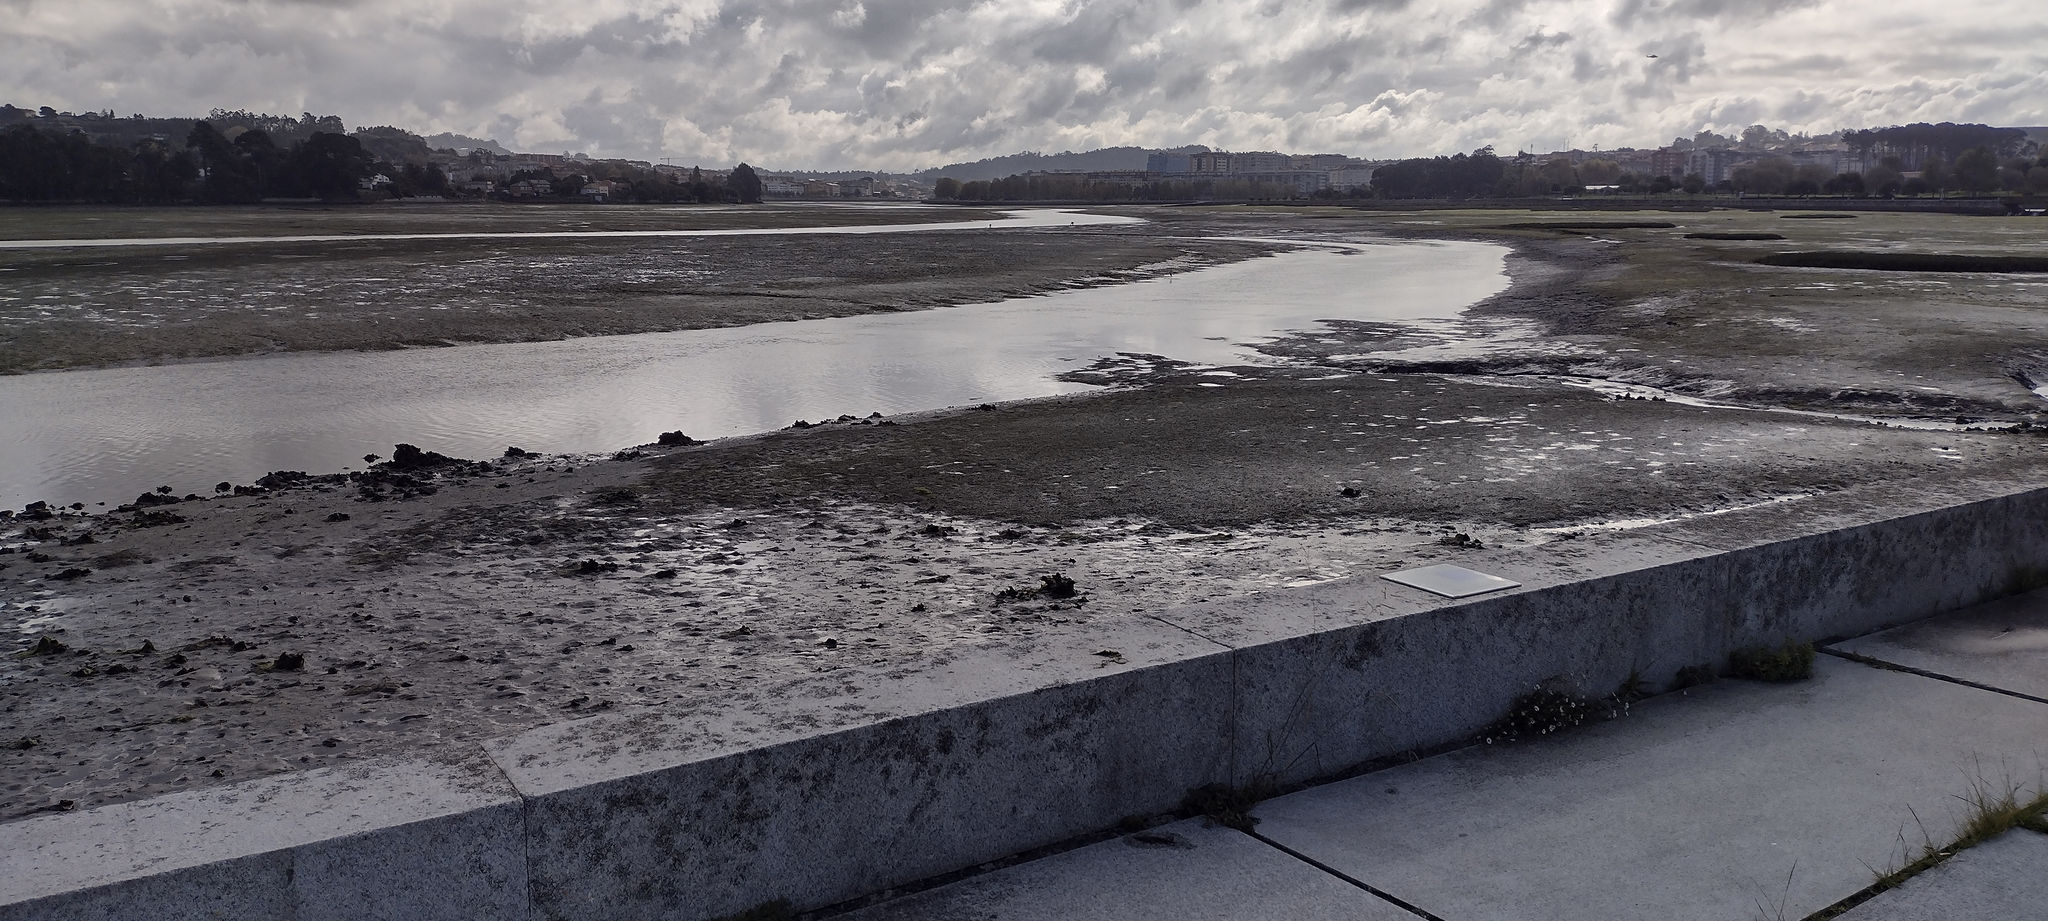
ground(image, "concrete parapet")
xmin=488 ymin=615 xmax=1232 ymax=921
xmin=6 ymin=480 xmax=2046 ymax=919
xmin=0 ymin=751 xmax=526 ymax=921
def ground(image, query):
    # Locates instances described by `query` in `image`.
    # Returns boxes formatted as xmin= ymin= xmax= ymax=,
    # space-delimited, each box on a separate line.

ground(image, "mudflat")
xmin=3 ymin=202 xmax=2045 ymax=819
xmin=0 ymin=204 xmax=1268 ymax=375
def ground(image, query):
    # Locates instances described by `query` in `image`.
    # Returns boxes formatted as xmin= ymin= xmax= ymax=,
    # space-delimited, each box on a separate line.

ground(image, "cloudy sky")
xmin=4 ymin=0 xmax=2044 ymax=170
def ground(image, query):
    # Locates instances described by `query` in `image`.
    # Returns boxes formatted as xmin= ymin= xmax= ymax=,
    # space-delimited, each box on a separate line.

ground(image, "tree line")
xmin=1359 ymin=145 xmax=2048 ymax=200
xmin=0 ymin=115 xmax=766 ymax=205
xmin=1842 ymin=123 xmax=2032 ymax=164
xmin=0 ymin=120 xmax=436 ymax=203
xmin=933 ymin=173 xmax=1300 ymax=202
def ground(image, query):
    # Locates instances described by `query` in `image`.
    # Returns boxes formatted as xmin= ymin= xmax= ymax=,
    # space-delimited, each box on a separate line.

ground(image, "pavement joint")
xmin=1140 ymin=613 xmax=1234 ymax=651
xmin=1817 ymin=647 xmax=2048 ymax=707
xmin=1243 ymin=829 xmax=1447 ymax=921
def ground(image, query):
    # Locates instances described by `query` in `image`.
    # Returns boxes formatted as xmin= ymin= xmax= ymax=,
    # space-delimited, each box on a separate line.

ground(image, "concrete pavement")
xmin=848 ymin=588 xmax=2048 ymax=921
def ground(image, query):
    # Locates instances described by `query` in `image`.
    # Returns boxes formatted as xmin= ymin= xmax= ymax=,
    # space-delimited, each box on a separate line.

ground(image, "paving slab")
xmin=1252 ymin=657 xmax=2048 ymax=921
xmin=836 ymin=818 xmax=1413 ymax=921
xmin=1831 ymin=586 xmax=2048 ymax=700
xmin=1838 ymin=829 xmax=2048 ymax=920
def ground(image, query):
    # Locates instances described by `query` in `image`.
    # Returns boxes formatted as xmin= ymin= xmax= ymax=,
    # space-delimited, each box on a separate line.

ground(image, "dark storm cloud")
xmin=2 ymin=0 xmax=2041 ymax=169
xmin=1610 ymin=0 xmax=1820 ymax=27
xmin=1510 ymin=29 xmax=1573 ymax=56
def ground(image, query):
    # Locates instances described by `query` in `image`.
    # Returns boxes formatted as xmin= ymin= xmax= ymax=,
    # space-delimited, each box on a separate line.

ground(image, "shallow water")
xmin=0 ymin=238 xmax=1507 ymax=508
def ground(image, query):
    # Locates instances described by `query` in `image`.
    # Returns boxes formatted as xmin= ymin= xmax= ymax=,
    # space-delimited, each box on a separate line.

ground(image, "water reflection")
xmin=0 ymin=239 xmax=1506 ymax=507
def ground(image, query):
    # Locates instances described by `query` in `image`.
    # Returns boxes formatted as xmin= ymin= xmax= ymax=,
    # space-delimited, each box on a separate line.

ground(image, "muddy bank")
xmin=0 ymin=202 xmax=1010 ymax=242
xmin=6 ymin=365 xmax=2045 ymax=818
xmin=1179 ymin=206 xmax=2048 ymax=421
xmin=0 ymin=224 xmax=1272 ymax=375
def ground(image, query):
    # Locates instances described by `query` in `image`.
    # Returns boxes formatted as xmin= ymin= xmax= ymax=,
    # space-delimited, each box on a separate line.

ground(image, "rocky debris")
xmin=256 ymin=470 xmax=312 ymax=490
xmin=386 ymin=443 xmax=459 ymax=472
xmin=996 ymin=572 xmax=1080 ymax=602
xmin=1437 ymin=532 xmax=1486 ymax=550
xmin=588 ymin=488 xmax=643 ymax=508
xmin=350 ymin=445 xmax=488 ymax=501
xmin=503 ymin=446 xmax=533 ymax=457
xmin=656 ymin=432 xmax=696 ymax=446
xmin=130 ymin=510 xmax=187 ymax=527
xmin=325 ymin=512 xmax=351 ymax=522
xmin=17 ymin=635 xmax=69 ymax=657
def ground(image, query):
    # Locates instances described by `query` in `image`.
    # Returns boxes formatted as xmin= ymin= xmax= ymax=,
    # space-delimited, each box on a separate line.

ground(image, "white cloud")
xmin=1 ymin=0 xmax=2041 ymax=169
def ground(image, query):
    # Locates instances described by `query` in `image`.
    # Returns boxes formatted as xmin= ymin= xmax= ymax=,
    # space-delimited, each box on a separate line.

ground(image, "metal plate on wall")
xmin=1380 ymin=563 xmax=1521 ymax=599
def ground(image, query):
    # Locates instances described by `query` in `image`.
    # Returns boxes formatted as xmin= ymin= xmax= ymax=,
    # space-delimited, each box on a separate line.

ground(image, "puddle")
xmin=1527 ymin=493 xmax=1814 ymax=536
xmin=1544 ymin=377 xmax=1994 ymax=432
xmin=7 ymin=593 xmax=83 ymax=635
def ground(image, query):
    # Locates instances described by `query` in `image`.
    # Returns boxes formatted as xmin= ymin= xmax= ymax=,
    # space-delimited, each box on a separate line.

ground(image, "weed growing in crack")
xmin=1727 ymin=642 xmax=1815 ymax=682
xmin=1183 ymin=781 xmax=1274 ymax=832
xmin=1481 ymin=673 xmax=1644 ymax=745
xmin=1805 ymin=761 xmax=2048 ymax=919
xmin=1671 ymin=663 xmax=1717 ymax=690
xmin=707 ymin=898 xmax=794 ymax=921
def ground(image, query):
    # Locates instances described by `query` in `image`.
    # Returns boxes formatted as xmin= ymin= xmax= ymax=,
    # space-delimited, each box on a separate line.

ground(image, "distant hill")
xmin=913 ymin=145 xmax=1210 ymax=182
xmin=423 ymin=132 xmax=511 ymax=155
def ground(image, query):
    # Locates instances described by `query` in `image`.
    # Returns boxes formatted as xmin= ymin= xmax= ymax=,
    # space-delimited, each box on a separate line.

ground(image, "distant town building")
xmin=1188 ymin=151 xmax=1234 ymax=174
xmin=1685 ymin=148 xmax=1741 ymax=186
xmin=1327 ymin=168 xmax=1376 ymax=191
xmin=760 ymin=175 xmax=806 ymax=198
xmin=1145 ymin=152 xmax=1192 ymax=172
xmin=1233 ymin=151 xmax=1292 ymax=172
xmin=1646 ymin=149 xmax=1681 ymax=179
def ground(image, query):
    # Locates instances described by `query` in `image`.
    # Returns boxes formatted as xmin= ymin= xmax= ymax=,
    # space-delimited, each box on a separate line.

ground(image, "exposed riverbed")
xmin=0 ymin=237 xmax=1506 ymax=508
xmin=7 ymin=205 xmax=2045 ymax=818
